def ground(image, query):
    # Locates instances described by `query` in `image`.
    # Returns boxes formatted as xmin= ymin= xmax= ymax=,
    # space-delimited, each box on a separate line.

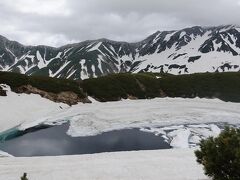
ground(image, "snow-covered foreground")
xmin=0 ymin=149 xmax=207 ymax=180
xmin=0 ymin=85 xmax=239 ymax=179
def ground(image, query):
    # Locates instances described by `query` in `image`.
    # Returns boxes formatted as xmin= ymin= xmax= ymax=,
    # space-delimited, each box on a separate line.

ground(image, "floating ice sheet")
xmin=26 ymin=97 xmax=240 ymax=137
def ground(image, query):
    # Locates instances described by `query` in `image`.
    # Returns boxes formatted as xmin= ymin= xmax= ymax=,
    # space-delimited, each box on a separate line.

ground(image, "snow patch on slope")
xmin=52 ymin=61 xmax=71 ymax=77
xmin=36 ymin=51 xmax=46 ymax=69
xmin=134 ymin=29 xmax=240 ymax=75
xmin=179 ymin=31 xmax=186 ymax=39
xmin=5 ymin=48 xmax=16 ymax=58
xmin=87 ymin=42 xmax=102 ymax=52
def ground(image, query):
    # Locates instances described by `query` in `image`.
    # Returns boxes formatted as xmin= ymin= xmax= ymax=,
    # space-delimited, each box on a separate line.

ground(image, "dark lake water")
xmin=0 ymin=123 xmax=170 ymax=157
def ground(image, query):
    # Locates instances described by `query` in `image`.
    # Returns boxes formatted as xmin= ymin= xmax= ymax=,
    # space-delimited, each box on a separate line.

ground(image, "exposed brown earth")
xmin=14 ymin=85 xmax=91 ymax=105
xmin=127 ymin=95 xmax=138 ymax=100
xmin=0 ymin=86 xmax=6 ymax=96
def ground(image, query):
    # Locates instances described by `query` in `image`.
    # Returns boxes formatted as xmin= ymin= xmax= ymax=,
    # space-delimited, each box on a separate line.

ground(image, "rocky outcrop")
xmin=15 ymin=85 xmax=91 ymax=105
xmin=0 ymin=86 xmax=6 ymax=96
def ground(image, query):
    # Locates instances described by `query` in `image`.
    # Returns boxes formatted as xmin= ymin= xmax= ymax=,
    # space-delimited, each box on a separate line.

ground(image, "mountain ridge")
xmin=0 ymin=25 xmax=240 ymax=80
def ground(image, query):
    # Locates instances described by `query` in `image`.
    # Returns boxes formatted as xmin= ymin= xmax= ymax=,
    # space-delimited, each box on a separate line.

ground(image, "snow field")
xmin=0 ymin=149 xmax=207 ymax=180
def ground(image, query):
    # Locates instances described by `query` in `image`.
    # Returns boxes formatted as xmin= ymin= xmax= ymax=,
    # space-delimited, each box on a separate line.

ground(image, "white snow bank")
xmin=140 ymin=123 xmax=224 ymax=148
xmin=0 ymin=149 xmax=206 ymax=180
xmin=35 ymin=97 xmax=240 ymax=137
xmin=0 ymin=85 xmax=69 ymax=132
xmin=169 ymin=129 xmax=191 ymax=148
xmin=0 ymin=150 xmax=13 ymax=157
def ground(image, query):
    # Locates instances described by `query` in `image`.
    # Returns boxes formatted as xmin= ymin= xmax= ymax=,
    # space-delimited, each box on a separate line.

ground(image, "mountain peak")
xmin=0 ymin=25 xmax=240 ymax=80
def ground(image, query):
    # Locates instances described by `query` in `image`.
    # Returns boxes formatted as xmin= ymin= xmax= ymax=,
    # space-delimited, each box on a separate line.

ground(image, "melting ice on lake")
xmin=0 ymin=122 xmax=239 ymax=157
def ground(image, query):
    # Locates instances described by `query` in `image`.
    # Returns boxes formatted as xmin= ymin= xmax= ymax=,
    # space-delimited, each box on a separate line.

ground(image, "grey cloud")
xmin=0 ymin=0 xmax=239 ymax=47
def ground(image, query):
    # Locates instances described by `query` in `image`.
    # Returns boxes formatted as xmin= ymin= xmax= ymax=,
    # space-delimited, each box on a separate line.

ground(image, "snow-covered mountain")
xmin=0 ymin=25 xmax=240 ymax=80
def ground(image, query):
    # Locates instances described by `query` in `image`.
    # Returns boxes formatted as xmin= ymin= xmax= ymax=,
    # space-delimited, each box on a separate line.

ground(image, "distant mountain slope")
xmin=0 ymin=25 xmax=240 ymax=80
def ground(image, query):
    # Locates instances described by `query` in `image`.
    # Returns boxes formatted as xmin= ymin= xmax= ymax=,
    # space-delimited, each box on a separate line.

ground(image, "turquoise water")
xmin=0 ymin=126 xmax=21 ymax=142
xmin=0 ymin=124 xmax=50 ymax=142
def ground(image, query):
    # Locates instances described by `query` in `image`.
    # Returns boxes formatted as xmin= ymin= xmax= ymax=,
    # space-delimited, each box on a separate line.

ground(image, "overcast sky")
xmin=0 ymin=0 xmax=240 ymax=47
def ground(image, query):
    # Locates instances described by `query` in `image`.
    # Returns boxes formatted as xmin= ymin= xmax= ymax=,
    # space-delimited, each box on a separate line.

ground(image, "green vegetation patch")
xmin=158 ymin=72 xmax=240 ymax=102
xmin=0 ymin=71 xmax=85 ymax=98
xmin=82 ymin=72 xmax=240 ymax=102
xmin=82 ymin=73 xmax=161 ymax=101
xmin=1 ymin=71 xmax=240 ymax=103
